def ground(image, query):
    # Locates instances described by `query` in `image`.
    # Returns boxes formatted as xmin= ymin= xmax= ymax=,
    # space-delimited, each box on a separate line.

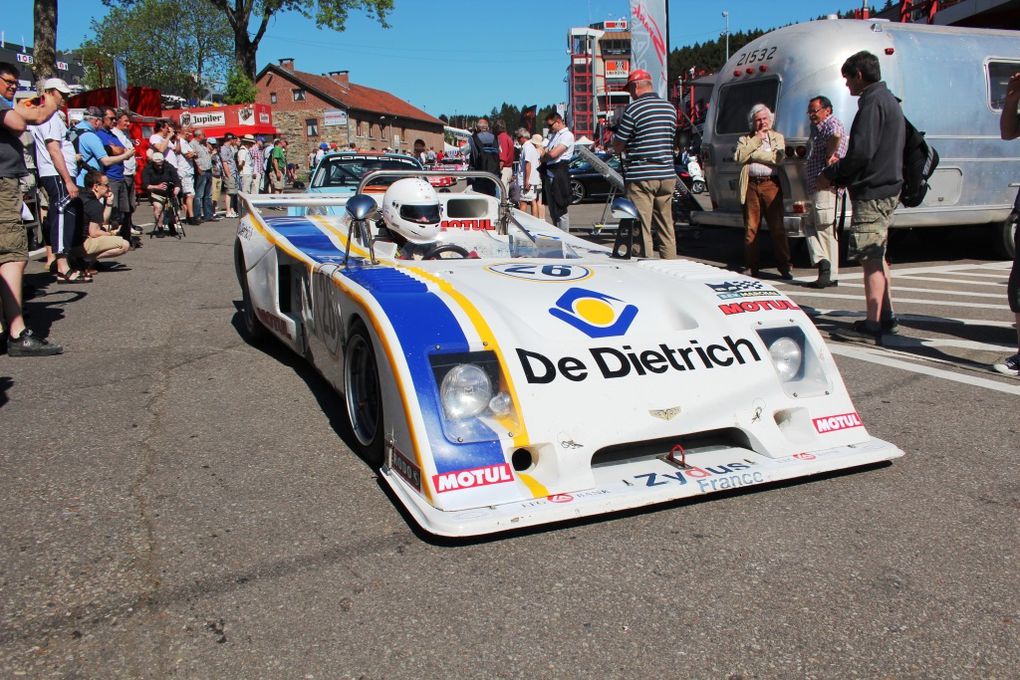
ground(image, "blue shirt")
xmin=75 ymin=121 xmax=108 ymax=186
xmin=96 ymin=128 xmax=125 ymax=181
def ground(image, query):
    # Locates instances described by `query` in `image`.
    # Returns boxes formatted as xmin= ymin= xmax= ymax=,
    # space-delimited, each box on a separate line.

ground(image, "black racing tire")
xmin=570 ymin=179 xmax=585 ymax=204
xmin=993 ymin=211 xmax=1017 ymax=260
xmin=343 ymin=320 xmax=384 ymax=468
xmin=235 ymin=242 xmax=267 ymax=343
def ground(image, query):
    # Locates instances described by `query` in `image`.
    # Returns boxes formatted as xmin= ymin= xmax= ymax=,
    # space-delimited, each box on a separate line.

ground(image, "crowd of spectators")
xmin=0 ymin=60 xmax=292 ymax=355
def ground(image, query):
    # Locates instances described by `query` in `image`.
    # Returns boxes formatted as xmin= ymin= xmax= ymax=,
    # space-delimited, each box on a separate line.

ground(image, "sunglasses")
xmin=0 ymin=76 xmax=18 ymax=87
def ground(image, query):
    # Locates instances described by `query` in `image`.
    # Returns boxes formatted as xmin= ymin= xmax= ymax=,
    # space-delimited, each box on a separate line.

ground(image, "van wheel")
xmin=344 ymin=321 xmax=384 ymax=468
xmin=235 ymin=243 xmax=267 ymax=343
xmin=993 ymin=212 xmax=1017 ymax=260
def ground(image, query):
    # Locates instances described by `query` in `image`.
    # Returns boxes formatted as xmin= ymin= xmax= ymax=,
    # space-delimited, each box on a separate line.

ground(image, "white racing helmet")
xmin=381 ymin=178 xmax=442 ymax=245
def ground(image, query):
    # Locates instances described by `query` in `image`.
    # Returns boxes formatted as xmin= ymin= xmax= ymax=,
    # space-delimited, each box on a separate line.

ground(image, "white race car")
xmin=235 ymin=172 xmax=903 ymax=537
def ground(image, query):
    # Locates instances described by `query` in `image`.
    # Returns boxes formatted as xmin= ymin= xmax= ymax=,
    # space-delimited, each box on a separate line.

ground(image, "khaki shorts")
xmin=270 ymin=172 xmax=284 ymax=191
xmin=848 ymin=195 xmax=899 ymax=262
xmin=0 ymin=176 xmax=28 ymax=264
xmin=83 ymin=234 xmax=129 ymax=256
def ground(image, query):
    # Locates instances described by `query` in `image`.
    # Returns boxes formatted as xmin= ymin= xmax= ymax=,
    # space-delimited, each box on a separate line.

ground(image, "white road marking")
xmin=799 ymin=283 xmax=1003 ymax=298
xmin=805 ymin=309 xmax=1018 ymax=329
xmin=925 ymin=271 xmax=1011 ymax=279
xmin=827 ymin=343 xmax=1020 ymax=396
xmin=782 ymin=290 xmax=1010 ymax=310
xmin=881 ymin=335 xmax=1014 ymax=352
xmin=892 ymin=275 xmax=1006 ymax=287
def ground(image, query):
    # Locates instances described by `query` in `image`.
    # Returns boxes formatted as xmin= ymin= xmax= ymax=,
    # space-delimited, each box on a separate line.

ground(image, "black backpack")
xmin=470 ymin=131 xmax=501 ymax=175
xmin=900 ymin=117 xmax=939 ymax=208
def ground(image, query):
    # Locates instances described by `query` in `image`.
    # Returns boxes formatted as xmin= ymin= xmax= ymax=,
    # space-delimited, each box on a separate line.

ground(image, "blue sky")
xmin=4 ymin=0 xmax=867 ymax=115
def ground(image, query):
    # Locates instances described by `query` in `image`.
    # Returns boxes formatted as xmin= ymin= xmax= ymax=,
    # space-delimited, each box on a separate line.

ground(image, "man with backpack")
xmin=818 ymin=50 xmax=903 ymax=345
xmin=467 ymin=117 xmax=500 ymax=197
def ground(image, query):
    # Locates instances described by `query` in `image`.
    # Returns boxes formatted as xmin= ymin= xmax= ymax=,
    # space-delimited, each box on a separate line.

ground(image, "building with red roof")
xmin=255 ymin=58 xmax=444 ymax=158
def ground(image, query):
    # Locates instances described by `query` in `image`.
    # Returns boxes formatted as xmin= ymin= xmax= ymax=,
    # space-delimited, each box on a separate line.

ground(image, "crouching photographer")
xmin=142 ymin=151 xmax=181 ymax=237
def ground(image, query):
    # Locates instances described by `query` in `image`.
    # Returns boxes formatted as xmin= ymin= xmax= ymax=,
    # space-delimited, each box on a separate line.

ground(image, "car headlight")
xmin=440 ymin=364 xmax=492 ymax=419
xmin=430 ymin=351 xmax=521 ymax=443
xmin=756 ymin=326 xmax=831 ymax=398
xmin=768 ymin=336 xmax=802 ymax=381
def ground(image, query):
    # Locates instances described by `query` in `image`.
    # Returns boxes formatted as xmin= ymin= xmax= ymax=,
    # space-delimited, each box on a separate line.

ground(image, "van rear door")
xmin=707 ymin=78 xmax=781 ymax=217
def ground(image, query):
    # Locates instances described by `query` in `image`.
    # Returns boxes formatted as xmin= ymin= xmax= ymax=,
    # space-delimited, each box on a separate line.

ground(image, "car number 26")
xmin=487 ymin=263 xmax=592 ymax=282
xmin=736 ymin=46 xmax=777 ymax=66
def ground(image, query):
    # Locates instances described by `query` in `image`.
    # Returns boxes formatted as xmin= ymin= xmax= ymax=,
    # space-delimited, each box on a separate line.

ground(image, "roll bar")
xmin=357 ymin=169 xmax=513 ymax=235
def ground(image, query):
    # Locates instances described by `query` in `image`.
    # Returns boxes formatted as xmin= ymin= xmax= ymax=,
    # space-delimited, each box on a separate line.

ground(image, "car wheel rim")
xmin=345 ymin=332 xmax=381 ymax=448
xmin=570 ymin=181 xmax=584 ymax=203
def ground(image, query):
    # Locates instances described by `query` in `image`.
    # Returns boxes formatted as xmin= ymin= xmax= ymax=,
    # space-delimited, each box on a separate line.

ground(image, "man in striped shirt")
xmin=613 ymin=69 xmax=679 ymax=259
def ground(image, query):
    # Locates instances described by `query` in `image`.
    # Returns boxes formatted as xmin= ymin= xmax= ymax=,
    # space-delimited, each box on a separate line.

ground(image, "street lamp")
xmin=722 ymin=11 xmax=730 ymax=63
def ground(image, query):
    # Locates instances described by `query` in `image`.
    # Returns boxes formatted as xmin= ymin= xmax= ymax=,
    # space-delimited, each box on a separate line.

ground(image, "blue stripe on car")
xmin=268 ymin=216 xmax=505 ymax=474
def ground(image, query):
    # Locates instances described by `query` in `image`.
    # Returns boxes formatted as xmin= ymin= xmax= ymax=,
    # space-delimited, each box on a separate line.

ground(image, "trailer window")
xmin=988 ymin=61 xmax=1020 ymax=110
xmin=715 ymin=79 xmax=779 ymax=135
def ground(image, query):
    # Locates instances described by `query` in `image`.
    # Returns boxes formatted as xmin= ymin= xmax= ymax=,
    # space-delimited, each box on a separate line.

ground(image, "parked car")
xmin=310 ymin=151 xmax=453 ymax=195
xmin=569 ymin=152 xmax=624 ymax=204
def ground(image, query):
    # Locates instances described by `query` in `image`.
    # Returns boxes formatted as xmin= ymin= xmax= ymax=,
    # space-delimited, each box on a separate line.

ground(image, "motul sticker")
xmin=432 ymin=463 xmax=513 ymax=493
xmin=718 ymin=299 xmax=800 ymax=315
xmin=813 ymin=412 xmax=863 ymax=433
xmin=440 ymin=219 xmax=493 ymax=231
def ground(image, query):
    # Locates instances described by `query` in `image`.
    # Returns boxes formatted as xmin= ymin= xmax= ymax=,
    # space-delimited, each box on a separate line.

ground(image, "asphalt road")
xmin=1 ymin=201 xmax=1017 ymax=679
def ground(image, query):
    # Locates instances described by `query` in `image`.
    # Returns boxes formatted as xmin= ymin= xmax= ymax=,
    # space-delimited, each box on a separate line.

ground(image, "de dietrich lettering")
xmin=516 ymin=335 xmax=762 ymax=384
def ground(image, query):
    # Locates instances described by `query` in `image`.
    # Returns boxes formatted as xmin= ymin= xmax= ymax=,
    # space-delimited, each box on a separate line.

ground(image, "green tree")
xmin=191 ymin=1 xmax=395 ymax=79
xmin=85 ymin=0 xmax=232 ymax=98
xmin=108 ymin=0 xmax=395 ymax=79
xmin=33 ymin=0 xmax=58 ymax=80
xmin=223 ymin=67 xmax=257 ymax=104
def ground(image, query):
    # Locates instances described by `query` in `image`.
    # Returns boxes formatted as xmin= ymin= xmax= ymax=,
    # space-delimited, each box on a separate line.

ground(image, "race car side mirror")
xmin=610 ymin=197 xmax=643 ymax=259
xmin=346 ymin=194 xmax=376 ymax=221
xmin=344 ymin=194 xmax=379 ymax=266
xmin=610 ymin=197 xmax=640 ymax=221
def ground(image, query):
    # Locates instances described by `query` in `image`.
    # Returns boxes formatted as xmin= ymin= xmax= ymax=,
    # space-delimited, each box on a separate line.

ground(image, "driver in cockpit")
xmin=378 ymin=177 xmax=444 ymax=259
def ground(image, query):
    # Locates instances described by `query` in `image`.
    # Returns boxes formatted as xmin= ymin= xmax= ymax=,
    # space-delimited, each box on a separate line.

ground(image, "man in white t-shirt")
xmin=148 ymin=120 xmax=178 ymax=167
xmin=515 ymin=128 xmax=541 ymax=218
xmin=175 ymin=127 xmax=197 ymax=224
xmin=111 ymin=109 xmax=139 ymax=240
xmin=238 ymin=135 xmax=255 ymax=194
xmin=540 ymin=112 xmax=575 ymax=231
xmin=29 ymin=80 xmax=83 ymax=281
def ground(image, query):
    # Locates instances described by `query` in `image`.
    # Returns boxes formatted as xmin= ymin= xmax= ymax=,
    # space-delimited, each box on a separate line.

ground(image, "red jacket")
xmin=497 ymin=132 xmax=514 ymax=169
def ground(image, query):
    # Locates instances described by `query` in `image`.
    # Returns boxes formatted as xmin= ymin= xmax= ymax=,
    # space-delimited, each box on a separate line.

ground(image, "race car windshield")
xmin=400 ymin=204 xmax=441 ymax=224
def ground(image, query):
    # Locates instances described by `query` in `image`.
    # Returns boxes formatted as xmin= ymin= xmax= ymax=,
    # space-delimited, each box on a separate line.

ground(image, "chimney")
xmin=278 ymin=58 xmax=294 ymax=71
xmin=328 ymin=70 xmax=349 ymax=88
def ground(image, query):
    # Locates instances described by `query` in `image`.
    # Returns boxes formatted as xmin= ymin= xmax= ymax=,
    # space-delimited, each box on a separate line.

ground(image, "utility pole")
xmin=722 ymin=11 xmax=730 ymax=63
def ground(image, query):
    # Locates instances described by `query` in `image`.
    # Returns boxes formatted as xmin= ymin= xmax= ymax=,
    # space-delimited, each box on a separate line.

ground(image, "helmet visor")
xmin=400 ymin=204 xmax=441 ymax=224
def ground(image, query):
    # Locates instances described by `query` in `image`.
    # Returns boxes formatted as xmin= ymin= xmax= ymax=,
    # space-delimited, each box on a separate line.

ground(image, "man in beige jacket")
xmin=734 ymin=103 xmax=791 ymax=279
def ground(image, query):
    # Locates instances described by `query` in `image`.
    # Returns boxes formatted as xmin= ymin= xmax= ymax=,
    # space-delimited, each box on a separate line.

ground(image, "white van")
xmin=693 ymin=18 xmax=1020 ymax=259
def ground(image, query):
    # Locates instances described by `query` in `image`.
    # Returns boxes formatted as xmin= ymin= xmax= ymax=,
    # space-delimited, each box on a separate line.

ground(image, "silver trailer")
xmin=693 ymin=18 xmax=1020 ymax=258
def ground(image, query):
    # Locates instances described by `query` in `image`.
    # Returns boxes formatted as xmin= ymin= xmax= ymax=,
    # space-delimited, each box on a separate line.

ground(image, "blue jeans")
xmin=194 ymin=171 xmax=212 ymax=220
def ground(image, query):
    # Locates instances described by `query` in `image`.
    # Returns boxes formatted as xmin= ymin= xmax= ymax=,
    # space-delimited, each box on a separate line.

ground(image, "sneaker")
xmin=779 ymin=270 xmax=794 ymax=281
xmin=130 ymin=226 xmax=143 ymax=236
xmin=831 ymin=320 xmax=883 ymax=346
xmin=993 ymin=353 xmax=1020 ymax=377
xmin=881 ymin=314 xmax=900 ymax=335
xmin=7 ymin=328 xmax=63 ymax=357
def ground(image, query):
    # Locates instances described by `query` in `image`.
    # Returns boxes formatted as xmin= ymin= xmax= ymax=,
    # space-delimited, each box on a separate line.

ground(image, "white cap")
xmin=42 ymin=78 xmax=71 ymax=95
xmin=151 ymin=152 xmax=165 ymax=162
